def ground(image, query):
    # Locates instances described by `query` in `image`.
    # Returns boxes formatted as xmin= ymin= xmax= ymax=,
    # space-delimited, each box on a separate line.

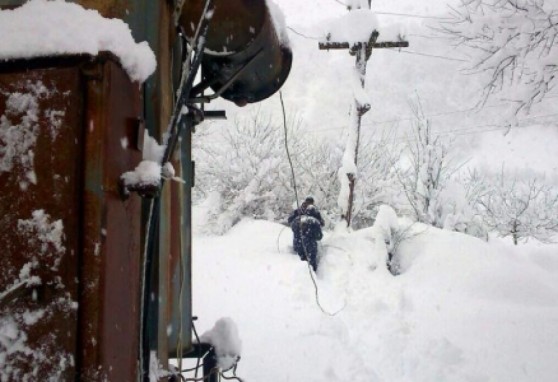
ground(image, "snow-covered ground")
xmin=192 ymin=210 xmax=558 ymax=382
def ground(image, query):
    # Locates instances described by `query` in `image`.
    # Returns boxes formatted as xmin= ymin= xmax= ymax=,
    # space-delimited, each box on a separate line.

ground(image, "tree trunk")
xmin=512 ymin=220 xmax=518 ymax=245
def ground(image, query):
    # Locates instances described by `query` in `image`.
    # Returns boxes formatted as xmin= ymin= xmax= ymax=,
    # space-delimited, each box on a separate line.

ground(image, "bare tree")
xmin=440 ymin=0 xmax=558 ymax=119
xmin=477 ymin=169 xmax=558 ymax=244
xmin=396 ymin=99 xmax=464 ymax=228
xmin=193 ymin=110 xmax=305 ymax=233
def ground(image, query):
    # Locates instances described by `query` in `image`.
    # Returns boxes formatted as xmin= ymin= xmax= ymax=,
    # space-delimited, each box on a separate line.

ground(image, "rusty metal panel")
xmin=79 ymin=54 xmax=143 ymax=381
xmin=0 ymin=0 xmax=24 ymax=8
xmin=1 ymin=0 xmax=194 ymax=377
xmin=75 ymin=0 xmax=131 ymax=18
xmin=167 ymin=129 xmax=194 ymax=358
xmin=0 ymin=62 xmax=82 ymax=380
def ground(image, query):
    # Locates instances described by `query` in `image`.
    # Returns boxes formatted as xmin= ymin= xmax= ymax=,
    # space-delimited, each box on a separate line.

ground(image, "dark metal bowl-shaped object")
xmin=179 ymin=0 xmax=292 ymax=105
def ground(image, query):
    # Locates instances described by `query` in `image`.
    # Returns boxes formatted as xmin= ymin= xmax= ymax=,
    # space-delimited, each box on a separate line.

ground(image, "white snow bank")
xmin=193 ymin=214 xmax=558 ymax=382
xmin=199 ymin=317 xmax=242 ymax=370
xmin=0 ymin=0 xmax=156 ymax=83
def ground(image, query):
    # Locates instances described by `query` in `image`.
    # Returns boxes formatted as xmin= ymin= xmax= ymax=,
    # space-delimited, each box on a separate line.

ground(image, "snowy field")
xmin=192 ymin=211 xmax=558 ymax=382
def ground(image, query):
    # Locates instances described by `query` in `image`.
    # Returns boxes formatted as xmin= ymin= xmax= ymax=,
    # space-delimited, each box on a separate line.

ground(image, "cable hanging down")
xmin=279 ymin=91 xmax=346 ymax=317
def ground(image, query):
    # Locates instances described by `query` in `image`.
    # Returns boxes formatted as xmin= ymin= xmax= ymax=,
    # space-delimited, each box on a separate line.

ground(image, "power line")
xmin=384 ymin=49 xmax=469 ymax=62
xmin=307 ymin=112 xmax=558 ymax=138
xmin=279 ymin=91 xmax=345 ymax=317
xmin=306 ymin=103 xmax=508 ymax=134
xmin=326 ymin=0 xmax=454 ymax=20
xmin=306 ymin=93 xmax=558 ymax=133
xmin=407 ymin=33 xmax=452 ymax=39
xmin=287 ymin=26 xmax=321 ymax=40
xmin=373 ymin=11 xmax=454 ymax=21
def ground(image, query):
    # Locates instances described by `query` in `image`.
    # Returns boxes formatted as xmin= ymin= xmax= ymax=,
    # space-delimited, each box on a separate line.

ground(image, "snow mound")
xmin=193 ymin=213 xmax=558 ymax=381
xmin=0 ymin=0 xmax=156 ymax=83
xmin=200 ymin=317 xmax=242 ymax=370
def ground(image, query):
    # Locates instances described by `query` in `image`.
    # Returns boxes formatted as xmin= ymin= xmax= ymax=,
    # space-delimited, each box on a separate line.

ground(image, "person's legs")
xmin=305 ymin=239 xmax=318 ymax=272
xmin=294 ymin=235 xmax=305 ymax=260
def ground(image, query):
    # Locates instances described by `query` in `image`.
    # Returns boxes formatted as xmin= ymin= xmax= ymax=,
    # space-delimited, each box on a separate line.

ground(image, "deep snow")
xmin=192 ymin=212 xmax=558 ymax=381
xmin=0 ymin=0 xmax=156 ymax=83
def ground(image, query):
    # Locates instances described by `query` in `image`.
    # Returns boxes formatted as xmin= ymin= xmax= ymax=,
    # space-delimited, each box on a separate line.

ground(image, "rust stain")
xmin=0 ymin=63 xmax=83 ymax=381
xmin=79 ymin=54 xmax=142 ymax=381
xmin=75 ymin=0 xmax=131 ymax=18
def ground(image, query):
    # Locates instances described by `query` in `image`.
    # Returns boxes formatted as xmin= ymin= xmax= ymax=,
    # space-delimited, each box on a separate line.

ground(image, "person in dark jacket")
xmin=287 ymin=196 xmax=324 ymax=271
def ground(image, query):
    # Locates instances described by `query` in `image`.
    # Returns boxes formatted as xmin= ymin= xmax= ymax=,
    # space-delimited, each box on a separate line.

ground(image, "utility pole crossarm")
xmin=318 ymin=40 xmax=409 ymax=50
xmin=318 ymin=26 xmax=409 ymax=228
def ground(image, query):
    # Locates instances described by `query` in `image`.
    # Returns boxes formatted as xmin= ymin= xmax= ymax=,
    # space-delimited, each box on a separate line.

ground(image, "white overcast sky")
xmin=208 ymin=0 xmax=558 ymax=180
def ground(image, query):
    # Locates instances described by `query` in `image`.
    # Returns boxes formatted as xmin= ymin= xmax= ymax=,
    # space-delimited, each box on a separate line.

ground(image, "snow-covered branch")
xmin=477 ymin=169 xmax=558 ymax=244
xmin=440 ymin=0 xmax=558 ymax=118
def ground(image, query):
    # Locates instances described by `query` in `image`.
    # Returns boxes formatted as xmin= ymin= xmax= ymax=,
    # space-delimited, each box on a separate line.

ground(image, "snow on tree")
xmin=192 ymin=108 xmax=401 ymax=233
xmin=440 ymin=0 xmax=558 ymax=120
xmin=193 ymin=111 xmax=304 ymax=234
xmin=477 ymin=169 xmax=558 ymax=244
xmin=348 ymin=132 xmax=402 ymax=228
xmin=440 ymin=172 xmax=489 ymax=240
xmin=396 ymin=98 xmax=465 ymax=229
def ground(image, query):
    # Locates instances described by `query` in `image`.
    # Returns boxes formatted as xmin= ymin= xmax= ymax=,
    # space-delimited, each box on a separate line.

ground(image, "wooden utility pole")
xmin=319 ymin=12 xmax=408 ymax=227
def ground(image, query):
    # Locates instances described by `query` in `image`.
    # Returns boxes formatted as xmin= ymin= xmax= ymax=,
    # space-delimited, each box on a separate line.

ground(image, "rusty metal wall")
xmin=79 ymin=54 xmax=143 ymax=381
xmin=0 ymin=60 xmax=82 ymax=380
xmin=0 ymin=1 xmax=198 ymax=374
xmin=0 ymin=54 xmax=144 ymax=381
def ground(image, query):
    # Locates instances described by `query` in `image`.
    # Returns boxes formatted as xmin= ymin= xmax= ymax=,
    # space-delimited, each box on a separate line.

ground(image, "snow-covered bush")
xmin=395 ymin=100 xmax=464 ymax=228
xmin=350 ymin=132 xmax=402 ymax=229
xmin=193 ymin=111 xmax=303 ymax=233
xmin=439 ymin=175 xmax=488 ymax=240
xmin=476 ymin=170 xmax=558 ymax=244
xmin=193 ymin=110 xmax=401 ymax=233
xmin=298 ymin=131 xmax=401 ymax=230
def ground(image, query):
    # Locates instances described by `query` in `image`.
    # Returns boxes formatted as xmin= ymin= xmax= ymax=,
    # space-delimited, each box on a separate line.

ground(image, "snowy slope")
xmin=192 ymin=215 xmax=558 ymax=381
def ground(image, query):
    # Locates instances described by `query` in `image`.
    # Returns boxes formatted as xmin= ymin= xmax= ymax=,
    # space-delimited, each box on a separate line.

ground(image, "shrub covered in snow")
xmin=193 ymin=111 xmax=401 ymax=234
xmin=476 ymin=170 xmax=558 ymax=244
xmin=193 ymin=112 xmax=302 ymax=234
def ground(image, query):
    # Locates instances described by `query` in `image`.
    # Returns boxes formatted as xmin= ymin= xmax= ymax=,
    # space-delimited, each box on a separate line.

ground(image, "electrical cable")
xmin=306 ymin=110 xmax=558 ymax=137
xmin=181 ymin=364 xmax=205 ymax=373
xmin=276 ymin=225 xmax=288 ymax=254
xmin=191 ymin=320 xmax=203 ymax=380
xmin=384 ymin=48 xmax=469 ymax=62
xmin=180 ymin=368 xmax=220 ymax=382
xmin=279 ymin=91 xmax=346 ymax=317
xmin=372 ymin=11 xmax=454 ymax=20
xmin=140 ymin=2 xmax=213 ymax=379
xmin=287 ymin=26 xmax=321 ymax=40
